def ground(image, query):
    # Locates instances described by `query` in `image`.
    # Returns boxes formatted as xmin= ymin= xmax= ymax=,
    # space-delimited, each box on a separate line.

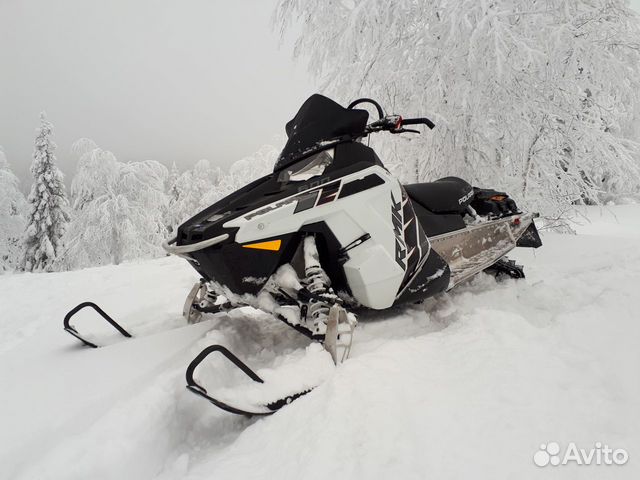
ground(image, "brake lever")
xmin=391 ymin=128 xmax=420 ymax=134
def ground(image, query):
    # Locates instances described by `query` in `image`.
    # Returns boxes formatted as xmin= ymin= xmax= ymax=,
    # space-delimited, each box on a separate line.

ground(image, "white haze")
xmin=0 ymin=0 xmax=313 ymax=185
xmin=2 ymin=0 xmax=640 ymax=188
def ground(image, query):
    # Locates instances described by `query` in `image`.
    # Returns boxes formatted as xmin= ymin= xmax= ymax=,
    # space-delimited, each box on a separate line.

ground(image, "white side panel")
xmin=337 ymin=183 xmax=405 ymax=309
xmin=223 ymin=166 xmax=406 ymax=309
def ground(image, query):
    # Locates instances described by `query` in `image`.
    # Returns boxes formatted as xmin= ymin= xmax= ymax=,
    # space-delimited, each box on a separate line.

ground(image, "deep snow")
xmin=1 ymin=206 xmax=639 ymax=479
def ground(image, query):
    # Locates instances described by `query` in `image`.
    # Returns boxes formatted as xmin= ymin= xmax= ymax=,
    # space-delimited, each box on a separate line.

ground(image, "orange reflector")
xmin=242 ymin=239 xmax=282 ymax=251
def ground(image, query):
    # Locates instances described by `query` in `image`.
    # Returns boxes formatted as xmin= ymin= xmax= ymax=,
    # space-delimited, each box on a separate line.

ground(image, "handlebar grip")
xmin=402 ymin=117 xmax=435 ymax=129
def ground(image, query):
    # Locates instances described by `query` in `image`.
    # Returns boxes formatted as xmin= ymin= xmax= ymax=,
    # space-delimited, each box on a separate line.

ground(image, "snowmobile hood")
xmin=274 ymin=94 xmax=369 ymax=172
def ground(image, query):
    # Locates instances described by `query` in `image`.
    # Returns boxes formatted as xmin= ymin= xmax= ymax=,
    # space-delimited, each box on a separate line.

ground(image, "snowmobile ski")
xmin=63 ymin=281 xmax=232 ymax=348
xmin=63 ymin=302 xmax=132 ymax=348
xmin=185 ymin=344 xmax=313 ymax=416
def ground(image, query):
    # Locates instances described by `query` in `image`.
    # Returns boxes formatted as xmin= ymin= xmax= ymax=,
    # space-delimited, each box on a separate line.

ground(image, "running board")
xmin=63 ymin=302 xmax=132 ymax=348
xmin=185 ymin=344 xmax=312 ymax=416
xmin=430 ymin=213 xmax=536 ymax=288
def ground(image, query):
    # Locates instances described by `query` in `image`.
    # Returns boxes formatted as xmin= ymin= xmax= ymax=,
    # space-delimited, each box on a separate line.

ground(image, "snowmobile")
xmin=63 ymin=94 xmax=541 ymax=416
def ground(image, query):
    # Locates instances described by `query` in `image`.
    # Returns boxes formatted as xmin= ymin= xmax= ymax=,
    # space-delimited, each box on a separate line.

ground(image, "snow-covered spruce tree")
xmin=164 ymin=161 xmax=182 ymax=234
xmin=23 ymin=113 xmax=70 ymax=271
xmin=64 ymin=142 xmax=169 ymax=269
xmin=275 ymin=0 xmax=640 ymax=222
xmin=0 ymin=147 xmax=27 ymax=272
xmin=167 ymin=161 xmax=180 ymax=205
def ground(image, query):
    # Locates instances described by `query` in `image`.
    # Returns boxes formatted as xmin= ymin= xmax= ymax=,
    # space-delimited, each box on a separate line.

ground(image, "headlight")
xmin=206 ymin=210 xmax=234 ymax=223
xmin=278 ymin=148 xmax=334 ymax=182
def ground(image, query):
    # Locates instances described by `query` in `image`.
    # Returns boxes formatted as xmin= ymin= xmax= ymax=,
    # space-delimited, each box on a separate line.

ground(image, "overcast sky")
xmin=0 ymin=0 xmax=314 ymax=185
xmin=2 ymin=1 xmax=640 ymax=187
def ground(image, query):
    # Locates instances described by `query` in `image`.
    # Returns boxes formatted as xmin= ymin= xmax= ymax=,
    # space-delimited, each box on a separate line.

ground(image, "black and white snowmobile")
xmin=63 ymin=94 xmax=541 ymax=416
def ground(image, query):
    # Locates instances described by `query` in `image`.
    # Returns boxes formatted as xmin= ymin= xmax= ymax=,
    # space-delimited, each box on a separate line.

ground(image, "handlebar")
xmin=347 ymin=98 xmax=435 ymax=133
xmin=347 ymin=98 xmax=384 ymax=119
xmin=347 ymin=98 xmax=436 ymax=135
xmin=401 ymin=117 xmax=436 ymax=130
xmin=364 ymin=114 xmax=436 ymax=136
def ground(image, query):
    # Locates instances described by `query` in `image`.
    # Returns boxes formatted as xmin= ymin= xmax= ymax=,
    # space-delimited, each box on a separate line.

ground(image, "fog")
xmin=3 ymin=0 xmax=640 ymax=188
xmin=0 ymin=0 xmax=313 ymax=185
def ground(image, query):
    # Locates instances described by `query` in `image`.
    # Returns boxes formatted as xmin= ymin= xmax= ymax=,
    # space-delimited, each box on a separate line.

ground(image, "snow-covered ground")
xmin=1 ymin=205 xmax=639 ymax=480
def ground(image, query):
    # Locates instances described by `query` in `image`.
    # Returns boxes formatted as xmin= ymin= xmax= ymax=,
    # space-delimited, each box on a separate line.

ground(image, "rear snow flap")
xmin=516 ymin=221 xmax=542 ymax=248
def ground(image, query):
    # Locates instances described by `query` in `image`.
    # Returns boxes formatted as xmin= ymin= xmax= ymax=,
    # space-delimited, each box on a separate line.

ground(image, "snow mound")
xmin=0 ymin=206 xmax=639 ymax=479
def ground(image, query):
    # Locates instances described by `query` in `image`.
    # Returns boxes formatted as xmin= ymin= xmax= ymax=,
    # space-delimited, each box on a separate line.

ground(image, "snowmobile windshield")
xmin=274 ymin=94 xmax=369 ymax=173
xmin=277 ymin=148 xmax=334 ymax=183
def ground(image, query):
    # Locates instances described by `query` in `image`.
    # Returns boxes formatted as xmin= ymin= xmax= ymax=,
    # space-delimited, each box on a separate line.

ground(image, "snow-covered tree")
xmin=68 ymin=138 xmax=102 ymax=211
xmin=169 ymin=159 xmax=222 ymax=229
xmin=167 ymin=161 xmax=180 ymax=202
xmin=275 ymin=0 xmax=640 ymax=221
xmin=23 ymin=113 xmax=70 ymax=271
xmin=0 ymin=147 xmax=27 ymax=273
xmin=164 ymin=161 xmax=182 ymax=234
xmin=64 ymin=142 xmax=168 ymax=268
xmin=165 ymin=146 xmax=279 ymax=233
xmin=211 ymin=144 xmax=280 ymax=201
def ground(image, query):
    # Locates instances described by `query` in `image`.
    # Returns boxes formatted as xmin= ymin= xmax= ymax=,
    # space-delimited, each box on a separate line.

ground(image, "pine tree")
xmin=163 ymin=162 xmax=181 ymax=234
xmin=0 ymin=147 xmax=27 ymax=272
xmin=168 ymin=161 xmax=180 ymax=203
xmin=23 ymin=113 xmax=70 ymax=272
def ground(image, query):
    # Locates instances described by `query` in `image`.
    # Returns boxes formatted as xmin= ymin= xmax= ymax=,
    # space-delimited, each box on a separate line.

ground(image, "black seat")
xmin=404 ymin=177 xmax=473 ymax=214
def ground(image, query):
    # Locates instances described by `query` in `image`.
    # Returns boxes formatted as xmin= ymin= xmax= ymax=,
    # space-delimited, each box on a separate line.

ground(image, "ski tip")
xmin=63 ymin=326 xmax=99 ymax=348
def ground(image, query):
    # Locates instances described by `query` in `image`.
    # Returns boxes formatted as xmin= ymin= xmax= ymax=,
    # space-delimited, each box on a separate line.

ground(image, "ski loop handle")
xmin=185 ymin=345 xmax=276 ymax=417
xmin=63 ymin=302 xmax=132 ymax=348
xmin=186 ymin=345 xmax=265 ymax=387
xmin=185 ymin=344 xmax=316 ymax=416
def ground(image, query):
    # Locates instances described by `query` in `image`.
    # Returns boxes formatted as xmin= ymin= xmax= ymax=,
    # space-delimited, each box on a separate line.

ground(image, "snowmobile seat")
xmin=410 ymin=200 xmax=467 ymax=237
xmin=404 ymin=177 xmax=474 ymax=215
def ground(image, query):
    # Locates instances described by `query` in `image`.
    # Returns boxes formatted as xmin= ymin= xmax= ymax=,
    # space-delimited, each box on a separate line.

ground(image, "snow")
xmin=1 ymin=205 xmax=639 ymax=479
